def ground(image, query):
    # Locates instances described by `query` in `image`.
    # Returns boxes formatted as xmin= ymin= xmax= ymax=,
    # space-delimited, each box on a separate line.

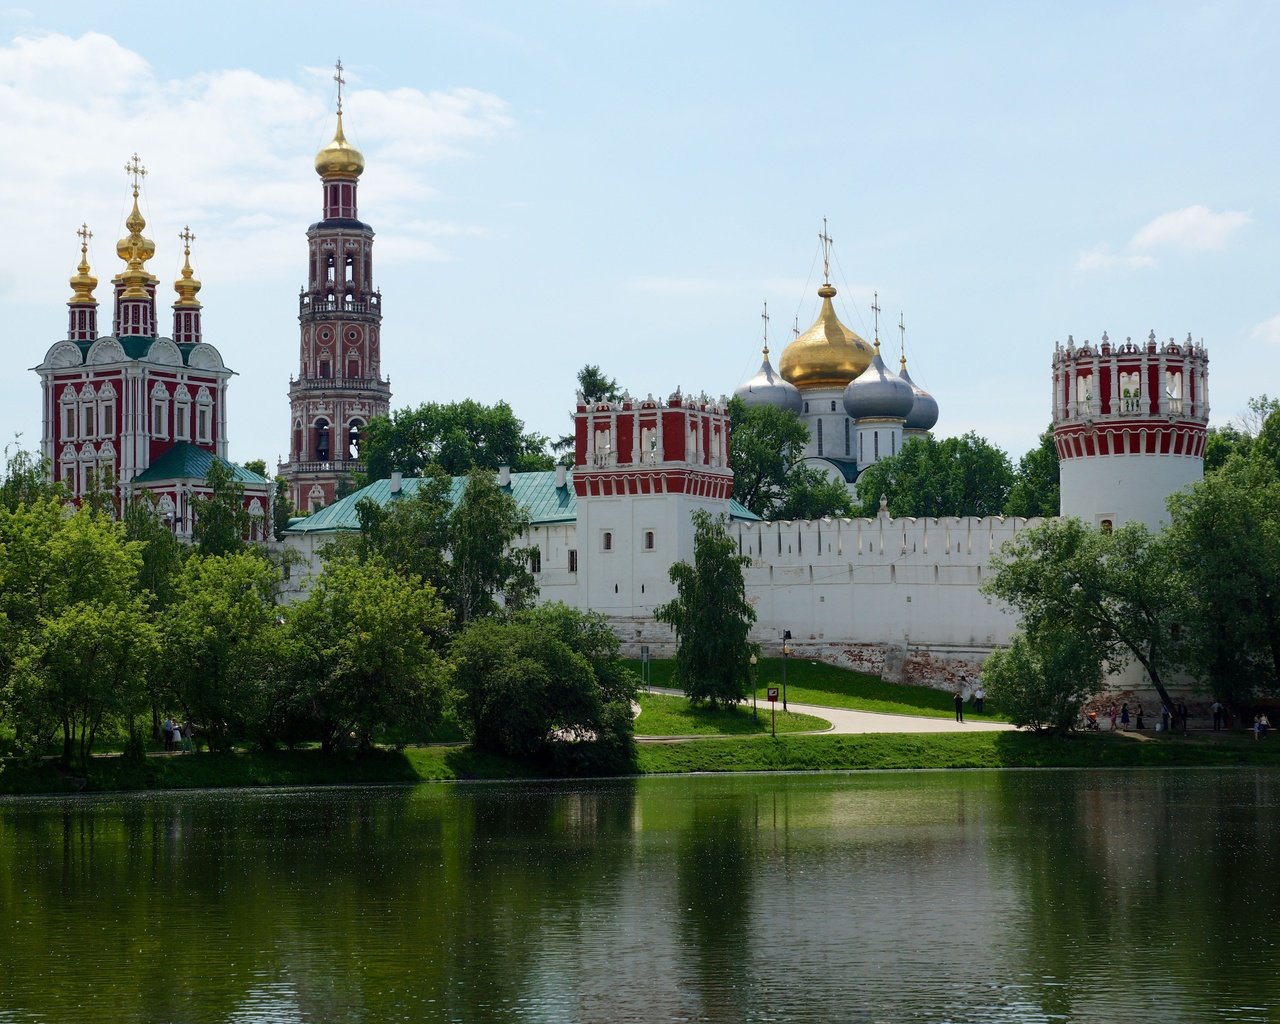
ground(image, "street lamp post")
xmin=782 ymin=629 xmax=791 ymax=712
xmin=749 ymin=653 xmax=758 ymax=720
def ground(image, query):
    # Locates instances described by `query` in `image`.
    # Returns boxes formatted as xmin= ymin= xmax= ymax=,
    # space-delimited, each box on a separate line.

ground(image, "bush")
xmin=982 ymin=626 xmax=1103 ymax=734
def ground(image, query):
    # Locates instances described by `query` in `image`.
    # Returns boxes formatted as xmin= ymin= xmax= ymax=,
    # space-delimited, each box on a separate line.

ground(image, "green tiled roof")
xmin=132 ymin=443 xmax=269 ymax=485
xmin=286 ymin=470 xmax=760 ymax=535
xmin=821 ymin=457 xmax=861 ymax=484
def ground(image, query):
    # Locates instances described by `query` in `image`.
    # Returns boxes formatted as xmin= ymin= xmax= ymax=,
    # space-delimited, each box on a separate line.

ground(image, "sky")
xmin=2 ymin=1 xmax=1278 ymax=469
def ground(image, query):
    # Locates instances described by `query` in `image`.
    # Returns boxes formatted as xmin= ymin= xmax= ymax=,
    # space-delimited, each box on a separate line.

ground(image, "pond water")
xmin=1 ymin=769 xmax=1277 ymax=1023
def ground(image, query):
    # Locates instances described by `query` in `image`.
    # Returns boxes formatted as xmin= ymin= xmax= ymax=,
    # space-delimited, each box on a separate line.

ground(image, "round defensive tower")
xmin=1052 ymin=331 xmax=1209 ymax=531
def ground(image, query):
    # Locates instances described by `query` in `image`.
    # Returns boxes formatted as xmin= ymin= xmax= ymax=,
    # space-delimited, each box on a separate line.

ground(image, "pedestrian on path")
xmin=974 ymin=685 xmax=985 ymax=714
xmin=1135 ymin=702 xmax=1145 ymax=730
xmin=1120 ymin=703 xmax=1130 ymax=730
xmin=1108 ymin=704 xmax=1118 ymax=731
xmin=954 ymin=691 xmax=964 ymax=723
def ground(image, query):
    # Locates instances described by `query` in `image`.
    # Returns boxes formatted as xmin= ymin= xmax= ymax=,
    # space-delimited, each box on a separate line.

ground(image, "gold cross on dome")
xmin=334 ymin=58 xmax=345 ymax=114
xmin=819 ymin=217 xmax=833 ymax=283
xmin=179 ymin=225 xmax=196 ymax=251
xmin=124 ymin=154 xmax=147 ymax=193
xmin=76 ymin=223 xmax=92 ymax=246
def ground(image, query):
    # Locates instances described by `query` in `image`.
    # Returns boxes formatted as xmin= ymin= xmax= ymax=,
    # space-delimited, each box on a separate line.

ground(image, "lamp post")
xmin=749 ymin=653 xmax=758 ymax=720
xmin=782 ymin=629 xmax=791 ymax=712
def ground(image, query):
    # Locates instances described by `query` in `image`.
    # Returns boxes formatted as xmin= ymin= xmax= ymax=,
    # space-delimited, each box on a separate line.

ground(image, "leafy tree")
xmin=1204 ymin=424 xmax=1253 ymax=474
xmin=655 ymin=510 xmax=757 ymax=709
xmin=853 ymin=432 xmax=1014 ymax=518
xmin=727 ymin=398 xmax=853 ymax=520
xmin=361 ymin=399 xmax=553 ymax=480
xmin=285 ymin=556 xmax=451 ymax=753
xmin=555 ymin=365 xmax=624 ymax=453
xmin=192 ymin=460 xmax=249 ymax=556
xmin=982 ymin=517 xmax=1183 ymax=713
xmin=1165 ymin=456 xmax=1280 ymax=703
xmin=123 ymin=494 xmax=186 ymax=611
xmin=271 ymin=476 xmax=295 ymax=541
xmin=162 ymin=551 xmax=282 ymax=751
xmin=243 ymin=459 xmax=268 ymax=478
xmin=1004 ymin=426 xmax=1060 ymax=518
xmin=0 ymin=442 xmax=61 ymax=511
xmin=448 ymin=468 xmax=535 ymax=625
xmin=452 ymin=603 xmax=637 ymax=771
xmin=982 ymin=624 xmax=1103 ymax=734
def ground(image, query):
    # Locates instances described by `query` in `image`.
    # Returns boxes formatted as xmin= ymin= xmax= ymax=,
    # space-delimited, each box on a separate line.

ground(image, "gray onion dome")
xmin=899 ymin=358 xmax=939 ymax=430
xmin=843 ymin=343 xmax=915 ymax=420
xmin=734 ymin=346 xmax=803 ymax=414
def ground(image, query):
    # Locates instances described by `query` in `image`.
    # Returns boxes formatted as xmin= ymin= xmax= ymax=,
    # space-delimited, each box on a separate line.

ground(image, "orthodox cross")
xmin=899 ymin=311 xmax=906 ymax=359
xmin=871 ymin=291 xmax=881 ymax=342
xmin=761 ymin=301 xmax=770 ymax=354
xmin=793 ymin=315 xmax=800 ymax=338
xmin=334 ymin=58 xmax=346 ymax=114
xmin=818 ymin=218 xmax=833 ymax=283
xmin=76 ymin=223 xmax=92 ymax=247
xmin=124 ymin=153 xmax=147 ymax=194
xmin=179 ymin=225 xmax=195 ymax=253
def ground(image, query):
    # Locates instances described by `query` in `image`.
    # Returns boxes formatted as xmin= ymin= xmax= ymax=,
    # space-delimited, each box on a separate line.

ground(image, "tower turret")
xmin=67 ymin=224 xmax=98 ymax=342
xmin=172 ymin=227 xmax=203 ymax=345
xmin=1053 ymin=330 xmax=1209 ymax=531
xmin=112 ymin=154 xmax=158 ymax=338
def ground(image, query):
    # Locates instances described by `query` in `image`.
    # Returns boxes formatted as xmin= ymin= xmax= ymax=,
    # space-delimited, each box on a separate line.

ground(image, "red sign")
xmin=767 ymin=687 xmax=779 ymax=702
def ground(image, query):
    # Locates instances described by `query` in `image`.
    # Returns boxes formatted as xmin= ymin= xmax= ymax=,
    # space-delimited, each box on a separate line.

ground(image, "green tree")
xmin=361 ymin=399 xmax=553 ymax=480
xmin=285 ymin=556 xmax=451 ymax=753
xmin=655 ymin=510 xmax=757 ymax=709
xmin=1204 ymin=424 xmax=1253 ymax=474
xmin=0 ymin=442 xmax=61 ymax=511
xmin=727 ymin=398 xmax=853 ymax=520
xmin=452 ymin=603 xmax=637 ymax=770
xmin=448 ymin=468 xmax=535 ymax=625
xmin=271 ymin=476 xmax=295 ymax=541
xmin=1004 ymin=426 xmax=1060 ymax=518
xmin=1165 ymin=456 xmax=1280 ymax=702
xmin=162 ymin=551 xmax=282 ymax=751
xmin=243 ymin=459 xmax=268 ymax=478
xmin=192 ymin=460 xmax=249 ymax=556
xmin=982 ymin=517 xmax=1183 ymax=712
xmin=853 ymin=432 xmax=1014 ymax=518
xmin=123 ymin=494 xmax=186 ymax=611
xmin=554 ymin=365 xmax=623 ymax=453
xmin=982 ymin=624 xmax=1103 ymax=733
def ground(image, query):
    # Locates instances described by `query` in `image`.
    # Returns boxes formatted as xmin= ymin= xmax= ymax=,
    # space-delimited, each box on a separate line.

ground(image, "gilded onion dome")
xmin=843 ymin=341 xmax=915 ymax=420
xmin=68 ymin=227 xmax=97 ymax=305
xmin=899 ymin=356 xmax=939 ymax=430
xmin=315 ymin=111 xmax=365 ymax=180
xmin=114 ymin=159 xmax=157 ymax=300
xmin=734 ymin=344 xmax=803 ymax=413
xmin=779 ymin=283 xmax=874 ymax=390
xmin=173 ymin=227 xmax=202 ymax=309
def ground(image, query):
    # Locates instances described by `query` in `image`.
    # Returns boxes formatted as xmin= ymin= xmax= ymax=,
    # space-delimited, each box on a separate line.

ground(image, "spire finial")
xmin=334 ymin=58 xmax=345 ymax=115
xmin=793 ymin=315 xmax=800 ymax=338
xmin=69 ymin=223 xmax=98 ymax=304
xmin=174 ymin=225 xmax=202 ymax=309
xmin=818 ymin=217 xmax=833 ymax=284
xmin=179 ymin=225 xmax=195 ymax=255
xmin=124 ymin=153 xmax=146 ymax=196
xmin=77 ymin=223 xmax=93 ymax=249
xmin=899 ymin=310 xmax=907 ymax=369
xmin=871 ymin=291 xmax=881 ymax=348
xmin=761 ymin=301 xmax=770 ymax=357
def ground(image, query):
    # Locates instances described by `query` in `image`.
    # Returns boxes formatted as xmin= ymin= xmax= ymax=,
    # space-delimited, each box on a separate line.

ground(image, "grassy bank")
xmin=633 ymin=657 xmax=1008 ymax=722
xmin=4 ymin=731 xmax=1280 ymax=796
xmin=634 ymin=693 xmax=829 ymax=736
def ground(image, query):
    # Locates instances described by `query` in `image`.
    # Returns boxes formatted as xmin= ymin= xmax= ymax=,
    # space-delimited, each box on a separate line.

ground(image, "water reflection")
xmin=0 ymin=771 xmax=1277 ymax=1022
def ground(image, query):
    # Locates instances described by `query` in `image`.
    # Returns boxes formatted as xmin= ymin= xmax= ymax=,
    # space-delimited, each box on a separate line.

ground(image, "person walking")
xmin=1120 ymin=703 xmax=1130 ymax=731
xmin=1211 ymin=700 xmax=1223 ymax=731
xmin=1160 ymin=704 xmax=1172 ymax=733
xmin=954 ymin=691 xmax=964 ymax=723
xmin=181 ymin=719 xmax=195 ymax=753
xmin=162 ymin=715 xmax=175 ymax=753
xmin=974 ymin=685 xmax=985 ymax=714
xmin=1178 ymin=701 xmax=1189 ymax=734
xmin=1108 ymin=704 xmax=1118 ymax=731
xmin=1261 ymin=713 xmax=1272 ymax=740
xmin=1135 ymin=702 xmax=1145 ymax=730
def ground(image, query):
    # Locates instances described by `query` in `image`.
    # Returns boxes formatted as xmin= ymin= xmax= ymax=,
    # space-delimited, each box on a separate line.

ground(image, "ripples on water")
xmin=0 ymin=769 xmax=1277 ymax=1023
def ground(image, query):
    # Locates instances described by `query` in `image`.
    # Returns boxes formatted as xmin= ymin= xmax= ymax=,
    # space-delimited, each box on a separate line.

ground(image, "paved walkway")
xmin=638 ymin=687 xmax=1016 ymax=740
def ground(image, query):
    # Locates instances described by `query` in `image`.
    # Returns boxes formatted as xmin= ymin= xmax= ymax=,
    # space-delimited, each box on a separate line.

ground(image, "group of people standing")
xmin=161 ymin=716 xmax=195 ymax=753
xmin=953 ymin=685 xmax=985 ymax=723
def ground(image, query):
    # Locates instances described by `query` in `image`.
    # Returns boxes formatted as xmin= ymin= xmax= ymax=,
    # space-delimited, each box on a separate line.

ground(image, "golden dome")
xmin=314 ymin=112 xmax=365 ymax=180
xmin=778 ymin=283 xmax=874 ymax=390
xmin=114 ymin=189 xmax=157 ymax=300
xmin=173 ymin=227 xmax=202 ymax=309
xmin=68 ymin=226 xmax=97 ymax=306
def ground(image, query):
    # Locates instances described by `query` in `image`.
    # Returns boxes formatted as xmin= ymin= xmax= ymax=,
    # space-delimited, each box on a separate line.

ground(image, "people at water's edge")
xmin=954 ymin=692 xmax=964 ymax=723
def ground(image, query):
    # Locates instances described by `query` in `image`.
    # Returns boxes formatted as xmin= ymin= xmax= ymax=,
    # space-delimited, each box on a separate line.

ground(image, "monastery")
xmin=35 ymin=70 xmax=1211 ymax=690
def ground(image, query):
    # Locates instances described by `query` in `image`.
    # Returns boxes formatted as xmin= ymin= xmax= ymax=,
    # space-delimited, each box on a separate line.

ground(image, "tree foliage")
xmin=1004 ymin=426 xmax=1060 ymax=518
xmin=362 ymin=399 xmax=553 ymax=480
xmin=655 ymin=510 xmax=757 ymax=708
xmin=452 ymin=603 xmax=636 ymax=771
xmin=853 ymin=432 xmax=1014 ymax=518
xmin=449 ymin=469 xmax=535 ymax=625
xmin=555 ymin=365 xmax=623 ymax=452
xmin=192 ymin=460 xmax=250 ymax=557
xmin=982 ymin=517 xmax=1182 ymax=713
xmin=982 ymin=625 xmax=1103 ymax=734
xmin=727 ymin=398 xmax=853 ymax=520
xmin=284 ymin=556 xmax=451 ymax=754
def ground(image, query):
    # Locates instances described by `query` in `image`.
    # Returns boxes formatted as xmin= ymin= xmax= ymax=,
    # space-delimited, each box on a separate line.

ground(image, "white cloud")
xmin=0 ymin=32 xmax=514 ymax=301
xmin=1129 ymin=204 xmax=1251 ymax=251
xmin=1075 ymin=245 xmax=1156 ymax=272
xmin=1250 ymin=315 xmax=1280 ymax=345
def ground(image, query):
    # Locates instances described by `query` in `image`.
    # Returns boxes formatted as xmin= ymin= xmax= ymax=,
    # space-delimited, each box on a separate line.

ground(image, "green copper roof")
xmin=132 ymin=443 xmax=269 ymax=485
xmin=286 ymin=470 xmax=760 ymax=535
xmin=822 ymin=457 xmax=861 ymax=484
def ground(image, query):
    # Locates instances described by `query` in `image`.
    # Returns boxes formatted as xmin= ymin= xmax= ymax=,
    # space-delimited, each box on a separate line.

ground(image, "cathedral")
xmin=34 ymin=157 xmax=270 ymax=535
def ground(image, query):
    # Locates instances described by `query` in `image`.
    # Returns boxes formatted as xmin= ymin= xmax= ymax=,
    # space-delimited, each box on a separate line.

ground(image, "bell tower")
xmin=280 ymin=60 xmax=391 ymax=513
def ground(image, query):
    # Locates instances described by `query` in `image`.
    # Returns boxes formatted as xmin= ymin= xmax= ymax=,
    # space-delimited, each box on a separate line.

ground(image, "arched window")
xmin=79 ymin=383 xmax=96 ymax=439
xmin=292 ymin=419 xmax=303 ymax=460
xmin=59 ymin=386 xmax=77 ymax=440
xmin=173 ymin=385 xmax=192 ymax=441
xmin=195 ymin=387 xmax=213 ymax=444
xmin=308 ymin=484 xmax=325 ymax=514
xmin=874 ymin=431 xmax=880 ymax=460
xmin=844 ymin=418 xmax=851 ymax=456
xmin=347 ymin=419 xmax=364 ymax=459
xmin=817 ymin=418 xmax=824 ymax=456
xmin=98 ymin=382 xmax=117 ymax=438
xmin=315 ymin=419 xmax=331 ymax=462
xmin=602 ymin=531 xmax=613 ymax=552
xmin=151 ymin=382 xmax=170 ymax=439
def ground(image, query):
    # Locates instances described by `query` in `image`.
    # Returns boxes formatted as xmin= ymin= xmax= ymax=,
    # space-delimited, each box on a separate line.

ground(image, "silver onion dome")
xmin=734 ymin=347 xmax=803 ymax=414
xmin=843 ymin=345 xmax=915 ymax=420
xmin=899 ymin=359 xmax=939 ymax=430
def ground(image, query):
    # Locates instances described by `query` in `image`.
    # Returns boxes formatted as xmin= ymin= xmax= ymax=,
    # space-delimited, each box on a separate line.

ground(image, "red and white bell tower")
xmin=280 ymin=61 xmax=391 ymax=513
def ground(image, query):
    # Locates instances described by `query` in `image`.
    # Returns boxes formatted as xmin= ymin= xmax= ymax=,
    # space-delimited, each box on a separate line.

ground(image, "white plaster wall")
xmin=1060 ymin=453 xmax=1202 ymax=531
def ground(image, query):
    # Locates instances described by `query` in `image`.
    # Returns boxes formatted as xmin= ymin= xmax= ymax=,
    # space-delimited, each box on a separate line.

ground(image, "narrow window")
xmin=644 ymin=530 xmax=655 ymax=550
xmin=1099 ymin=519 xmax=1114 ymax=534
xmin=319 ymin=360 xmax=331 ymax=379
xmin=817 ymin=418 xmax=824 ymax=456
xmin=874 ymin=431 xmax=880 ymax=459
xmin=830 ymin=400 xmax=836 ymax=412
xmin=603 ymin=531 xmax=613 ymax=552
xmin=568 ymin=549 xmax=578 ymax=573
xmin=844 ymin=418 xmax=850 ymax=456
xmin=530 ymin=548 xmax=542 ymax=573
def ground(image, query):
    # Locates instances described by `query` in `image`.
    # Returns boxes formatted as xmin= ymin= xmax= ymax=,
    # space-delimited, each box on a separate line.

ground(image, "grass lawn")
xmin=634 ymin=692 xmax=829 ymax=737
xmin=632 ymin=657 xmax=1007 ymax=722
